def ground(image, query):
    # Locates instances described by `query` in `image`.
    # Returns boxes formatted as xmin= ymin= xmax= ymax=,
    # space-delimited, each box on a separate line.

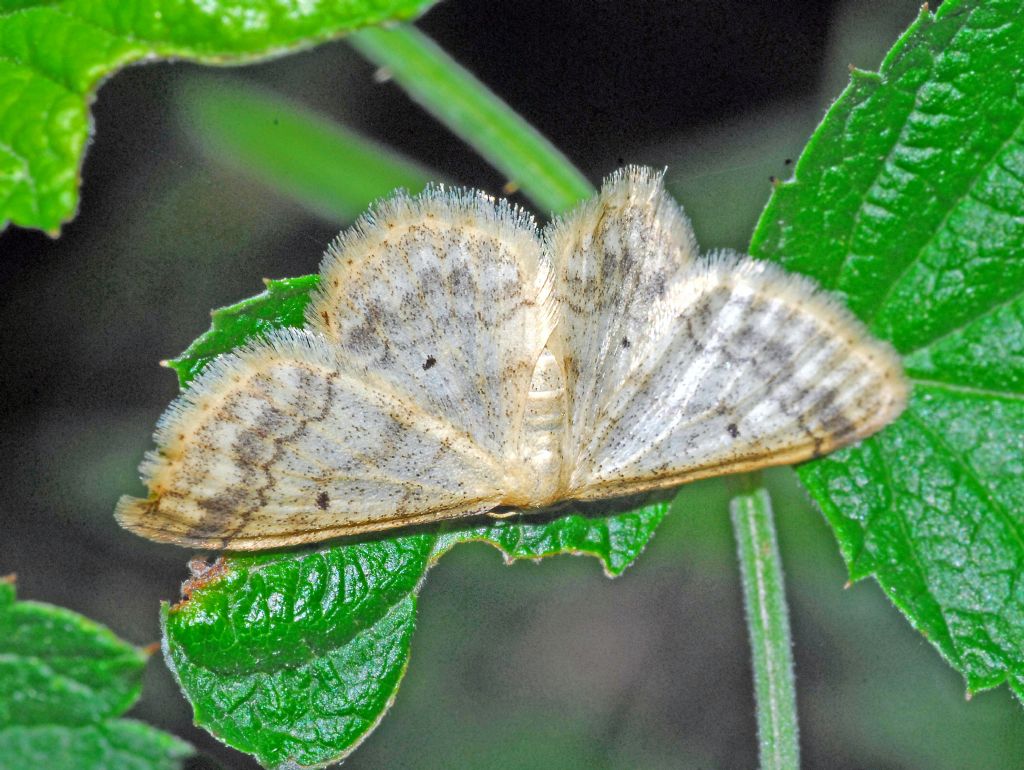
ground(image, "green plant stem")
xmin=180 ymin=78 xmax=435 ymax=221
xmin=730 ymin=484 xmax=800 ymax=770
xmin=349 ymin=25 xmax=595 ymax=214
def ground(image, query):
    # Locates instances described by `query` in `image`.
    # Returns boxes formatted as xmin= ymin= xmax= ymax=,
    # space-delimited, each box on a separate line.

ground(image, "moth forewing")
xmin=303 ymin=186 xmax=558 ymax=467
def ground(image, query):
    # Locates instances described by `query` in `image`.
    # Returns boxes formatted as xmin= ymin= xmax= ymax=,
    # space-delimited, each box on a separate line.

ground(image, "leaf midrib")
xmin=866 ymin=111 xmax=1024 ymax=331
xmin=902 ymin=286 xmax=1024 ymax=358
xmin=909 ymin=378 xmax=1024 ymax=401
xmin=904 ymin=408 xmax=1024 ymax=589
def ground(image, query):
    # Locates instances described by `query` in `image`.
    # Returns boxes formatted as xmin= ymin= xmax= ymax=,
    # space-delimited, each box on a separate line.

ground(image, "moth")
xmin=116 ymin=167 xmax=907 ymax=550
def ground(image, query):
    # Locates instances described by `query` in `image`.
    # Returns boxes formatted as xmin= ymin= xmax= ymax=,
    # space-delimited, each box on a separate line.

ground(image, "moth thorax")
xmin=519 ymin=347 xmax=568 ymax=505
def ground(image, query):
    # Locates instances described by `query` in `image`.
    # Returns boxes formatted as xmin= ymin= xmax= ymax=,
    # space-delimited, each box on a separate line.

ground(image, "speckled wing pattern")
xmin=549 ymin=169 xmax=907 ymax=499
xmin=116 ymin=167 xmax=907 ymax=550
xmin=116 ymin=190 xmax=555 ymax=549
xmin=307 ymin=189 xmax=556 ymax=466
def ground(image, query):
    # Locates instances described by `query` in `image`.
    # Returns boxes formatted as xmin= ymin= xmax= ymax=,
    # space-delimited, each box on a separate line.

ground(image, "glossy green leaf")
xmin=433 ymin=501 xmax=670 ymax=578
xmin=750 ymin=0 xmax=1024 ymax=698
xmin=179 ymin=79 xmax=436 ymax=222
xmin=163 ymin=535 xmax=430 ymax=769
xmin=161 ymin=279 xmax=668 ymax=768
xmin=0 ymin=0 xmax=440 ymax=236
xmin=165 ymin=505 xmax=667 ymax=769
xmin=0 ymin=578 xmax=194 ymax=769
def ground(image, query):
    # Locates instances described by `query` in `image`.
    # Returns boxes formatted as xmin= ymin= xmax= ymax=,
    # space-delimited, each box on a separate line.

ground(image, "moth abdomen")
xmin=516 ymin=348 xmax=569 ymax=506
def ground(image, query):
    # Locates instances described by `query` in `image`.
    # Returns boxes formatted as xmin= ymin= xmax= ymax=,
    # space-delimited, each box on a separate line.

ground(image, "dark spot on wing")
xmin=194 ymin=490 xmax=247 ymax=532
xmin=621 ymin=337 xmax=631 ymax=349
xmin=647 ymin=271 xmax=668 ymax=300
xmin=447 ymin=264 xmax=471 ymax=294
xmin=316 ymin=491 xmax=330 ymax=510
xmin=423 ymin=355 xmax=437 ymax=370
xmin=727 ymin=423 xmax=739 ymax=438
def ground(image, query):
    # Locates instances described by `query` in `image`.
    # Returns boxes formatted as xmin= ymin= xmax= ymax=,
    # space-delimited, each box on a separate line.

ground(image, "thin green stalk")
xmin=349 ymin=25 xmax=595 ymax=214
xmin=180 ymin=78 xmax=435 ymax=221
xmin=730 ymin=485 xmax=800 ymax=770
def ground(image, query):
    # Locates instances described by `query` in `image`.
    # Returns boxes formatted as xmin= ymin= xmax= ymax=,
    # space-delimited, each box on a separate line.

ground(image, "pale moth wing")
xmin=546 ymin=168 xmax=907 ymax=500
xmin=117 ymin=168 xmax=908 ymax=550
xmin=307 ymin=189 xmax=557 ymax=463
xmin=116 ymin=190 xmax=556 ymax=548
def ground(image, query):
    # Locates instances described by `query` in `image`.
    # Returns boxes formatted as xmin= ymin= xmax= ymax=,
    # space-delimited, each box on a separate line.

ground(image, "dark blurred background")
xmin=3 ymin=1 xmax=1023 ymax=768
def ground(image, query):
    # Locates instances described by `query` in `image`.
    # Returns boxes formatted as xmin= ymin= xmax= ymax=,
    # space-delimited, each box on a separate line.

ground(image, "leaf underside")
xmin=0 ymin=0 xmax=439 ymax=235
xmin=751 ymin=0 xmax=1024 ymax=699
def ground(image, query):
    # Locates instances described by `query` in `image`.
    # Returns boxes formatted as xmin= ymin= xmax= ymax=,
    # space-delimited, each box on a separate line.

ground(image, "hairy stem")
xmin=349 ymin=25 xmax=595 ymax=214
xmin=730 ymin=484 xmax=800 ymax=769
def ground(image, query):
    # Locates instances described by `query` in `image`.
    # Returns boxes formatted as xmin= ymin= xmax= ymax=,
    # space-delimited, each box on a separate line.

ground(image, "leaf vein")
xmin=865 ymin=115 xmax=1024 ymax=328
xmin=901 ymin=288 xmax=1024 ymax=357
xmin=904 ymin=409 xmax=1024 ymax=577
xmin=910 ymin=378 xmax=1024 ymax=401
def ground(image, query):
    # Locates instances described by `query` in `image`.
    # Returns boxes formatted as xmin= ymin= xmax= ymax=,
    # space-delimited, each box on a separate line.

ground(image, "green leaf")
xmin=0 ymin=578 xmax=194 ymax=769
xmin=168 ymin=275 xmax=319 ymax=388
xmin=750 ymin=0 xmax=1024 ymax=699
xmin=165 ymin=505 xmax=667 ymax=769
xmin=432 ymin=501 xmax=670 ymax=578
xmin=179 ymin=79 xmax=436 ymax=222
xmin=0 ymin=0 xmax=440 ymax=236
xmin=0 ymin=722 xmax=195 ymax=770
xmin=163 ymin=535 xmax=431 ymax=769
xmin=0 ymin=579 xmax=145 ymax=726
xmin=161 ymin=279 xmax=668 ymax=768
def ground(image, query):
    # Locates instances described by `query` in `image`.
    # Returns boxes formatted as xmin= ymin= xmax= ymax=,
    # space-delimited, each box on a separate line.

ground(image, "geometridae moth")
xmin=116 ymin=167 xmax=907 ymax=550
